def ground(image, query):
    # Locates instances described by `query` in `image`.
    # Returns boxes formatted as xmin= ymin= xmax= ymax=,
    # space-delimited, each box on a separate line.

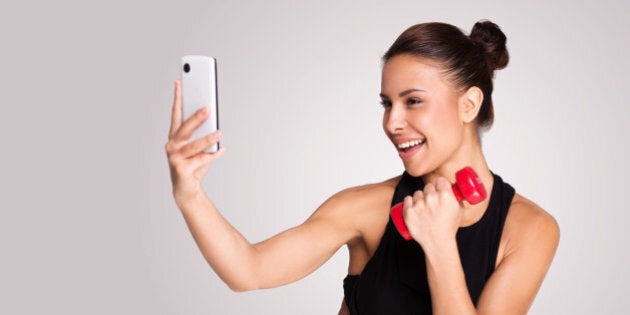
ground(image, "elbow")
xmin=217 ymin=249 xmax=263 ymax=292
xmin=226 ymin=278 xmax=260 ymax=293
xmin=227 ymin=283 xmax=253 ymax=293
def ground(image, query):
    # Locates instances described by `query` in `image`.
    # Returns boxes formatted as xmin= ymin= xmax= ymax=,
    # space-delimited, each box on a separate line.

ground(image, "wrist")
xmin=422 ymin=236 xmax=459 ymax=265
xmin=173 ymin=187 xmax=207 ymax=210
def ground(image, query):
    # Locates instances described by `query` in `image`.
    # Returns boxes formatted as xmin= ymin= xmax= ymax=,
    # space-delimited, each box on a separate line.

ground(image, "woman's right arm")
xmin=166 ymin=81 xmax=361 ymax=291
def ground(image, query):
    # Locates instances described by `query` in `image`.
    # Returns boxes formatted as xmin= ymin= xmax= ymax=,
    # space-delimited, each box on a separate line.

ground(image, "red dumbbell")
xmin=390 ymin=167 xmax=487 ymax=240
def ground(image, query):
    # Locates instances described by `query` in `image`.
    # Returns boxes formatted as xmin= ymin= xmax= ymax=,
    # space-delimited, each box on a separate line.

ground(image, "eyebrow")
xmin=379 ymin=89 xmax=427 ymax=99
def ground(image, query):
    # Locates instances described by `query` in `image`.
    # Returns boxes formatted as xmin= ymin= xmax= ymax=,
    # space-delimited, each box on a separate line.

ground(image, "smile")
xmin=397 ymin=139 xmax=426 ymax=151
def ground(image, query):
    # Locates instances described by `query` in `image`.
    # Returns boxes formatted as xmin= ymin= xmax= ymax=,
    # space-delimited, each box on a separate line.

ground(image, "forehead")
xmin=381 ymin=54 xmax=454 ymax=95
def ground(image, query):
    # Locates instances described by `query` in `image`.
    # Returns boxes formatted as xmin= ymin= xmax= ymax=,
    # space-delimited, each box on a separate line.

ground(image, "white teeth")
xmin=397 ymin=139 xmax=425 ymax=149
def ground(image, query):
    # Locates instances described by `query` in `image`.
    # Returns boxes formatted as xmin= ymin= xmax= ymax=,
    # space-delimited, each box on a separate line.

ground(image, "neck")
xmin=422 ymin=128 xmax=493 ymax=193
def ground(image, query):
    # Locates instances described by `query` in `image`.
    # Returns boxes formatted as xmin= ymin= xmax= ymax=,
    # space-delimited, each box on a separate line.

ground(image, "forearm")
xmin=177 ymin=191 xmax=259 ymax=291
xmin=425 ymin=239 xmax=477 ymax=315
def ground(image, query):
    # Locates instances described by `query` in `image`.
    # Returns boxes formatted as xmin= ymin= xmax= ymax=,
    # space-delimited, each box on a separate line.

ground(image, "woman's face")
xmin=381 ymin=54 xmax=467 ymax=177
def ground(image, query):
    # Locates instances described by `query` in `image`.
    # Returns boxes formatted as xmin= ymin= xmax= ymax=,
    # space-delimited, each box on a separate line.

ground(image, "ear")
xmin=458 ymin=86 xmax=484 ymax=123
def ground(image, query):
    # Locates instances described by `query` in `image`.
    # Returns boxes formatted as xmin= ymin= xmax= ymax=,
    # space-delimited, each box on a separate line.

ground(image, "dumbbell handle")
xmin=391 ymin=167 xmax=487 ymax=240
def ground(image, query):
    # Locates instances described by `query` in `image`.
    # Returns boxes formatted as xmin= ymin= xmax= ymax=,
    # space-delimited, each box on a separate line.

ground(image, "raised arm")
xmin=165 ymin=81 xmax=359 ymax=291
xmin=176 ymin=187 xmax=359 ymax=291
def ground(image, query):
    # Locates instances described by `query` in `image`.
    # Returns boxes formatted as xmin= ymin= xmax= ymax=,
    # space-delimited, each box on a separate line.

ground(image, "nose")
xmin=384 ymin=104 xmax=406 ymax=134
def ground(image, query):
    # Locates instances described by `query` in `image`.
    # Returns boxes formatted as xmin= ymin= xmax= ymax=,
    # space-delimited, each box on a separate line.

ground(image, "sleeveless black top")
xmin=343 ymin=172 xmax=514 ymax=314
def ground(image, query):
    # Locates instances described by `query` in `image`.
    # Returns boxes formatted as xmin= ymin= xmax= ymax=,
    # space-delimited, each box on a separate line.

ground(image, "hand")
xmin=403 ymin=177 xmax=462 ymax=250
xmin=165 ymin=80 xmax=225 ymax=204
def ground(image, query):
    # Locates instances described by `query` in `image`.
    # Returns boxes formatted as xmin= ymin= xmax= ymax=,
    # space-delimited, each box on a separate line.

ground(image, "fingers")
xmin=412 ymin=189 xmax=424 ymax=204
xmin=171 ymin=105 xmax=208 ymax=141
xmin=167 ymin=130 xmax=222 ymax=161
xmin=188 ymin=147 xmax=224 ymax=170
xmin=168 ymin=79 xmax=212 ymax=142
xmin=179 ymin=131 xmax=222 ymax=158
xmin=402 ymin=177 xmax=462 ymax=245
xmin=169 ymin=80 xmax=183 ymax=137
xmin=423 ymin=183 xmax=436 ymax=195
xmin=403 ymin=195 xmax=414 ymax=211
xmin=406 ymin=178 xmax=453 ymax=216
xmin=406 ymin=191 xmax=423 ymax=224
xmin=165 ymin=79 xmax=216 ymax=160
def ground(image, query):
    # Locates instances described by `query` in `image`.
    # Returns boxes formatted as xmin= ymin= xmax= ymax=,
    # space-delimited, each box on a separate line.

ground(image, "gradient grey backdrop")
xmin=1 ymin=0 xmax=628 ymax=314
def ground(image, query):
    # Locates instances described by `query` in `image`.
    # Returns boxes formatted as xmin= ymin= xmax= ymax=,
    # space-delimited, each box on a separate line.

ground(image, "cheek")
xmin=434 ymin=111 xmax=465 ymax=149
xmin=422 ymin=103 xmax=462 ymax=141
xmin=437 ymin=108 xmax=461 ymax=131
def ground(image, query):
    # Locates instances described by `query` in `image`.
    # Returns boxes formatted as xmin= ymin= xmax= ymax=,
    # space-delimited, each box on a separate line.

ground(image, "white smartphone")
xmin=181 ymin=55 xmax=219 ymax=153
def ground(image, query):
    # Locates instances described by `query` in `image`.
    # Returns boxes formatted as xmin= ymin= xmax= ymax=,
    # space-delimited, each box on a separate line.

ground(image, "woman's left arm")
xmin=404 ymin=179 xmax=560 ymax=315
xmin=475 ymin=196 xmax=560 ymax=314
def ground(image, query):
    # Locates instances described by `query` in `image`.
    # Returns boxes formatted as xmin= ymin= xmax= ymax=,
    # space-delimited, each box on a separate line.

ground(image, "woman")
xmin=166 ymin=20 xmax=559 ymax=314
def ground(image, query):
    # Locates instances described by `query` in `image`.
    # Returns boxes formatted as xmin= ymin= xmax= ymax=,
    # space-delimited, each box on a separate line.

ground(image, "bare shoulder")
xmin=318 ymin=176 xmax=400 ymax=214
xmin=316 ymin=176 xmax=401 ymax=274
xmin=502 ymin=193 xmax=560 ymax=257
xmin=480 ymin=193 xmax=560 ymax=312
xmin=338 ymin=175 xmax=400 ymax=195
xmin=507 ymin=194 xmax=560 ymax=236
xmin=308 ymin=175 xmax=401 ymax=246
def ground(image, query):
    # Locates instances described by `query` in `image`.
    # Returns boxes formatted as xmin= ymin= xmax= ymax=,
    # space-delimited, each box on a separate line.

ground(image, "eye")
xmin=380 ymin=100 xmax=392 ymax=109
xmin=406 ymin=98 xmax=423 ymax=106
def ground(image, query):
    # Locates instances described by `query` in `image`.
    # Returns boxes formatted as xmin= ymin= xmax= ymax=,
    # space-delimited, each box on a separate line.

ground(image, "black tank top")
xmin=343 ymin=172 xmax=514 ymax=314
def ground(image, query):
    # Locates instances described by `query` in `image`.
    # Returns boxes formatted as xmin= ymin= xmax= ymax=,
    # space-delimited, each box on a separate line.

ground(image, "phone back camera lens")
xmin=183 ymin=63 xmax=190 ymax=73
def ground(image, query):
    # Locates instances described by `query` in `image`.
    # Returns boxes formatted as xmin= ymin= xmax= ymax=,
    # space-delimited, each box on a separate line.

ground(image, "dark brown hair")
xmin=383 ymin=20 xmax=509 ymax=129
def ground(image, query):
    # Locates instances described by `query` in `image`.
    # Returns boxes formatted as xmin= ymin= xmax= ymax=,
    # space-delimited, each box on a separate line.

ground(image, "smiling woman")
xmin=340 ymin=21 xmax=558 ymax=314
xmin=165 ymin=20 xmax=559 ymax=315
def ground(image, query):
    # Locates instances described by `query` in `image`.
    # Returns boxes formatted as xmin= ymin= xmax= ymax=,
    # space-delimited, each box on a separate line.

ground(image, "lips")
xmin=394 ymin=138 xmax=426 ymax=159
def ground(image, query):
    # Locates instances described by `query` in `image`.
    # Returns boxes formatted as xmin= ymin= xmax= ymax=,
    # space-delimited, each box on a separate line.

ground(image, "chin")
xmin=402 ymin=161 xmax=428 ymax=178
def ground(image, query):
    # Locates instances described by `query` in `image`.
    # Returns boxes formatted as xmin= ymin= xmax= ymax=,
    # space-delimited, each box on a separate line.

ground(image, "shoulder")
xmin=478 ymin=196 xmax=560 ymax=312
xmin=502 ymin=193 xmax=560 ymax=258
xmin=329 ymin=176 xmax=400 ymax=205
xmin=308 ymin=175 xmax=401 ymax=237
xmin=315 ymin=175 xmax=400 ymax=218
xmin=507 ymin=194 xmax=559 ymax=237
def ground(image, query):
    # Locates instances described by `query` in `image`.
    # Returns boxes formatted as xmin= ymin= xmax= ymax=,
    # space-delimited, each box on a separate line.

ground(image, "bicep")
xmin=251 ymin=195 xmax=359 ymax=289
xmin=477 ymin=213 xmax=560 ymax=314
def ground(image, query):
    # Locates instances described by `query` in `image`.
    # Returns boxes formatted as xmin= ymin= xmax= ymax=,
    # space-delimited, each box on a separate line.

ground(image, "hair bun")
xmin=470 ymin=20 xmax=509 ymax=71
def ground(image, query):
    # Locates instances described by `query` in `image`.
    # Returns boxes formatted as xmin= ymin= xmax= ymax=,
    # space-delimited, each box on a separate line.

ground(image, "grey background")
xmin=1 ymin=0 xmax=628 ymax=314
